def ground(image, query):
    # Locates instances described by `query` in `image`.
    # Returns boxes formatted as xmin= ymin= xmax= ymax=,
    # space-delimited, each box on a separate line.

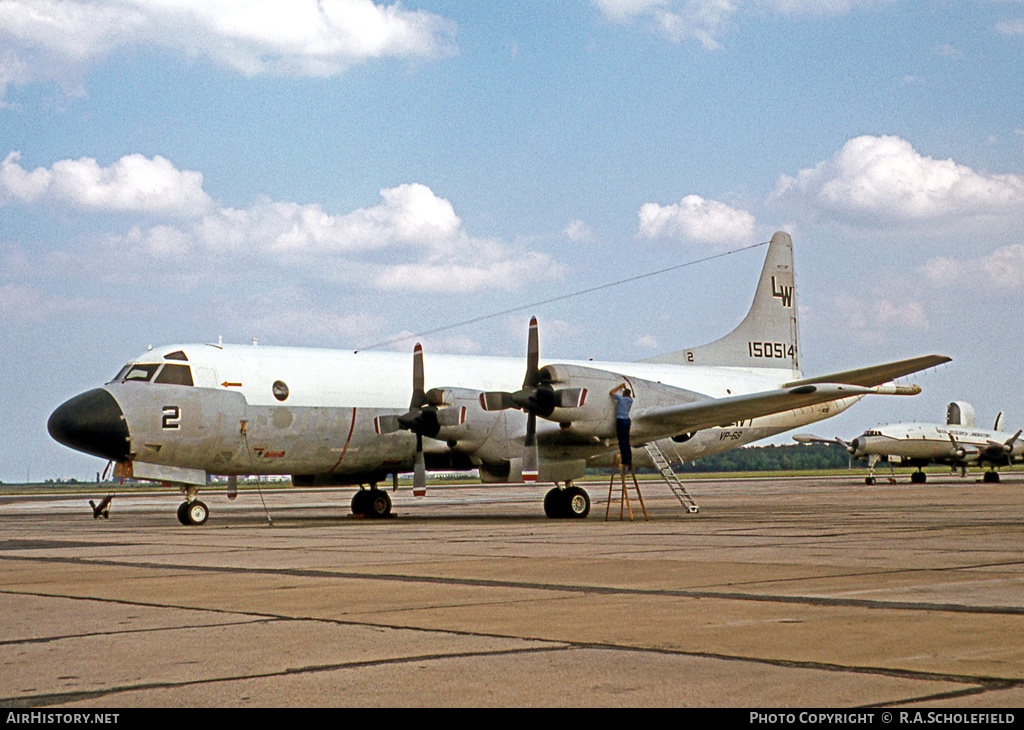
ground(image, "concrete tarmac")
xmin=1 ymin=474 xmax=1022 ymax=708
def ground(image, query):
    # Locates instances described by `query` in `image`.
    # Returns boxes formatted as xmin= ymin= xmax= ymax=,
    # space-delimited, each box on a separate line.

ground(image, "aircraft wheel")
xmin=366 ymin=489 xmax=392 ymax=518
xmin=186 ymin=500 xmax=209 ymax=526
xmin=911 ymin=471 xmax=927 ymax=484
xmin=177 ymin=501 xmax=191 ymax=525
xmin=544 ymin=487 xmax=567 ymax=518
xmin=564 ymin=486 xmax=590 ymax=519
xmin=865 ymin=477 xmax=875 ymax=485
xmin=984 ymin=471 xmax=1000 ymax=483
xmin=351 ymin=490 xmax=368 ymax=516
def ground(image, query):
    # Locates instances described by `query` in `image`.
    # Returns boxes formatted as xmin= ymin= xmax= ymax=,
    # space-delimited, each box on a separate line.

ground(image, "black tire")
xmin=177 ymin=501 xmax=191 ymax=525
xmin=544 ymin=487 xmax=567 ymax=518
xmin=351 ymin=489 xmax=369 ymax=516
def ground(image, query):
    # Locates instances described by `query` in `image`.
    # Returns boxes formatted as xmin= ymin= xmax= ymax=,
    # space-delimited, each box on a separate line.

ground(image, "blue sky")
xmin=2 ymin=0 xmax=1023 ymax=482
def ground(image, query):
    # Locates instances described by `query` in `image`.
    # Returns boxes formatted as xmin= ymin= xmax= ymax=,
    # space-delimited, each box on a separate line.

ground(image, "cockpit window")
xmin=110 ymin=362 xmax=195 ymax=385
xmin=164 ymin=350 xmax=189 ymax=361
xmin=110 ymin=364 xmax=133 ymax=383
xmin=122 ymin=363 xmax=161 ymax=383
xmin=155 ymin=363 xmax=194 ymax=386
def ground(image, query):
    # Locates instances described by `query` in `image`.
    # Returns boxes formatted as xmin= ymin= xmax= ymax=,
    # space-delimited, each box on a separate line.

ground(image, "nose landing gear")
xmin=177 ymin=499 xmax=209 ymax=525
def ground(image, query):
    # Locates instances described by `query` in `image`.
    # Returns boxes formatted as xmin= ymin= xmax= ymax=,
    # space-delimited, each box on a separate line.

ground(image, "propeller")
xmin=981 ymin=429 xmax=1022 ymax=466
xmin=375 ymin=344 xmax=464 ymax=497
xmin=946 ymin=432 xmax=981 ymax=462
xmin=479 ymin=317 xmax=586 ymax=483
xmin=992 ymin=429 xmax=1021 ymax=455
xmin=947 ymin=432 xmax=965 ymax=460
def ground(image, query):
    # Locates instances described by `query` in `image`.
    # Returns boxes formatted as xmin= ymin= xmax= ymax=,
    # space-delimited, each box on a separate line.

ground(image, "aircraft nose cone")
xmin=48 ymin=389 xmax=131 ymax=462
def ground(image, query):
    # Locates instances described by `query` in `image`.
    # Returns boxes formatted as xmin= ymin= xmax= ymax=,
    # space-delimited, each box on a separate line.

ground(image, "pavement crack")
xmin=6 ymin=554 xmax=1023 ymax=617
xmin=0 ymin=645 xmax=573 ymax=708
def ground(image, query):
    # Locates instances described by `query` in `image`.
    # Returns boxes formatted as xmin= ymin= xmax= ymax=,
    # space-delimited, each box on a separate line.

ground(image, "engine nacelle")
xmin=538 ymin=363 xmax=705 ymax=440
xmin=429 ymin=387 xmax=499 ymax=447
xmin=537 ymin=364 xmax=627 ymax=427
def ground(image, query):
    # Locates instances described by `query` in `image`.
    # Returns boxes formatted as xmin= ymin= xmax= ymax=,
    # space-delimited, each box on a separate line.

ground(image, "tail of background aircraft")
xmin=642 ymin=231 xmax=800 ymax=376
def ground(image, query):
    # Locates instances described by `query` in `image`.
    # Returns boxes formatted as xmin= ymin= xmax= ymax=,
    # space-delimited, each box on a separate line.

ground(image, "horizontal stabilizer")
xmin=783 ymin=354 xmax=950 ymax=389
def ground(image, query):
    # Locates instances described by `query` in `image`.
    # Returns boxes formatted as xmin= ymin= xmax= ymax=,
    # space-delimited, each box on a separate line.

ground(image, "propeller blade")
xmin=524 ymin=316 xmax=539 ymax=388
xmin=523 ymin=413 xmax=538 ymax=482
xmin=227 ymin=474 xmax=238 ymax=501
xmin=411 ymin=343 xmax=426 ymax=408
xmin=413 ymin=433 xmax=427 ymax=497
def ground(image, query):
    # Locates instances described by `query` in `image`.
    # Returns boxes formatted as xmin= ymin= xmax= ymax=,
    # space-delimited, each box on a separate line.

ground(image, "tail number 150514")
xmin=748 ymin=342 xmax=795 ymax=359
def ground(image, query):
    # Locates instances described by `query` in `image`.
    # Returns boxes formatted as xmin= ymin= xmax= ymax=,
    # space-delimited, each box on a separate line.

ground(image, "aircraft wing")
xmin=634 ymin=382 xmax=921 ymax=435
xmin=782 ymin=354 xmax=951 ymax=388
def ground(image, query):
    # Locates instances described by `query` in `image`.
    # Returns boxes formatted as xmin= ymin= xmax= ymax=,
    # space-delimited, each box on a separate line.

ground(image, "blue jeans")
xmin=616 ymin=418 xmax=632 ymax=466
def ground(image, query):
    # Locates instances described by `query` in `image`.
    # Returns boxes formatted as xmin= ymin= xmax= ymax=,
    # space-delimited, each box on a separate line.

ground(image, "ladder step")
xmin=643 ymin=442 xmax=699 ymax=513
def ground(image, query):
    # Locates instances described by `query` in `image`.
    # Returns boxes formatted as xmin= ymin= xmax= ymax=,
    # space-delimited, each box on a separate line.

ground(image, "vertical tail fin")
xmin=641 ymin=232 xmax=800 ymax=375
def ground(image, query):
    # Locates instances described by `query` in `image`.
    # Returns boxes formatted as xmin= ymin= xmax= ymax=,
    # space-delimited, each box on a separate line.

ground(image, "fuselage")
xmin=49 ymin=341 xmax=860 ymax=485
xmin=850 ymin=422 xmax=1024 ymax=468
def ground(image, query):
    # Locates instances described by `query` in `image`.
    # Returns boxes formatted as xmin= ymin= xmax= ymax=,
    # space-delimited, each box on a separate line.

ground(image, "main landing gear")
xmin=544 ymin=483 xmax=591 ymax=519
xmin=351 ymin=487 xmax=393 ymax=518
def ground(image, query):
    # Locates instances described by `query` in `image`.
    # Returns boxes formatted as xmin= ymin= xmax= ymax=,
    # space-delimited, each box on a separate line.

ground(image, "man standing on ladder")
xmin=610 ymin=382 xmax=633 ymax=468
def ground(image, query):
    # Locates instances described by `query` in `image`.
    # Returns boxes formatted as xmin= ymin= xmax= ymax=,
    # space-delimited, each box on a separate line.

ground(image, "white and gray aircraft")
xmin=795 ymin=402 xmax=1022 ymax=484
xmin=48 ymin=232 xmax=949 ymax=524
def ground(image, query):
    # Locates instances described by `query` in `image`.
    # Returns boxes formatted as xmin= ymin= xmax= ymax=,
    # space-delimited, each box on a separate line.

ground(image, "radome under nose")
xmin=48 ymin=389 xmax=131 ymax=462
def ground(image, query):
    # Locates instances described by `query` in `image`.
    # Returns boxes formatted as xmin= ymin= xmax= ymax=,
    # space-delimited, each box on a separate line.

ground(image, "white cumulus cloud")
xmin=200 ymin=183 xmax=463 ymax=257
xmin=0 ymin=151 xmax=213 ymax=216
xmin=592 ymin=0 xmax=736 ymax=48
xmin=773 ymin=135 xmax=1024 ymax=227
xmin=591 ymin=0 xmax=892 ymax=48
xmin=3 ymin=151 xmax=559 ymax=295
xmin=637 ymin=194 xmax=756 ymax=244
xmin=922 ymin=245 xmax=1024 ymax=292
xmin=814 ymin=290 xmax=930 ymax=346
xmin=995 ymin=18 xmax=1024 ymax=37
xmin=0 ymin=0 xmax=458 ymax=97
xmin=564 ymin=219 xmax=596 ymax=243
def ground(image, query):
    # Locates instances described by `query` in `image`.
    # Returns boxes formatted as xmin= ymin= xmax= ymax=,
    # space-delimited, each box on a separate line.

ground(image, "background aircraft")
xmin=795 ymin=401 xmax=1022 ymax=484
xmin=48 ymin=232 xmax=949 ymax=524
